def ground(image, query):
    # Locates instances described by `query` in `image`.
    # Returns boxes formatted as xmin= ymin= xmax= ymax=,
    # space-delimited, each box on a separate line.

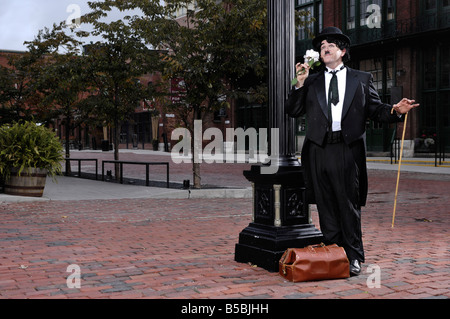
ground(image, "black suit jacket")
xmin=285 ymin=67 xmax=403 ymax=206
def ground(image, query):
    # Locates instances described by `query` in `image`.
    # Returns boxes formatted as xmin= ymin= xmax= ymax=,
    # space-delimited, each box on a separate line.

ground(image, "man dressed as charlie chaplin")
xmin=285 ymin=27 xmax=419 ymax=276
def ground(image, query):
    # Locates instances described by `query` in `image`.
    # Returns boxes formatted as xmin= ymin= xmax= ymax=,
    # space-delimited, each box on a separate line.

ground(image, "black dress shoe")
xmin=349 ymin=260 xmax=361 ymax=276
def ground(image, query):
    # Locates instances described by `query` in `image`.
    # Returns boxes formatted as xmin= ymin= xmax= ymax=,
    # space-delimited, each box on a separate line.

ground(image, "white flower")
xmin=304 ymin=49 xmax=320 ymax=63
xmin=291 ymin=49 xmax=322 ymax=86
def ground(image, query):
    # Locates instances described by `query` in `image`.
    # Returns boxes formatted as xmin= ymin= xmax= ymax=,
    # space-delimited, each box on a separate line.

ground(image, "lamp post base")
xmin=235 ymin=222 xmax=323 ymax=272
xmin=234 ymin=165 xmax=323 ymax=272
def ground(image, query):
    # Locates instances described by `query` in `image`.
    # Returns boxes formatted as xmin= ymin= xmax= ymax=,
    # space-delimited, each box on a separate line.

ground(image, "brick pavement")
xmin=0 ymin=151 xmax=449 ymax=301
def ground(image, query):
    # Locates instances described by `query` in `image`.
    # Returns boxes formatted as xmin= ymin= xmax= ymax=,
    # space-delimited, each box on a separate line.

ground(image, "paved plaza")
xmin=0 ymin=150 xmax=449 ymax=301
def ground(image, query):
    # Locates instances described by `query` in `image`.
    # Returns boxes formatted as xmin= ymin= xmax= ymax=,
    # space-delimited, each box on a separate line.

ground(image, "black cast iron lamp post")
xmin=234 ymin=0 xmax=323 ymax=272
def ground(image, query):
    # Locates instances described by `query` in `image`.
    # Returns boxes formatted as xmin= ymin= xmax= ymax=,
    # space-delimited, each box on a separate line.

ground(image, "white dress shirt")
xmin=325 ymin=63 xmax=346 ymax=132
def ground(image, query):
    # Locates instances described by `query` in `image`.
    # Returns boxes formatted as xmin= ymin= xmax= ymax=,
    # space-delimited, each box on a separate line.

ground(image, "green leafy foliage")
xmin=100 ymin=0 xmax=268 ymax=188
xmin=0 ymin=121 xmax=64 ymax=181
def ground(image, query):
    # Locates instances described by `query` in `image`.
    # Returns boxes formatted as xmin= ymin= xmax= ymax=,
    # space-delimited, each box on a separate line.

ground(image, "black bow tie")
xmin=327 ymin=65 xmax=345 ymax=74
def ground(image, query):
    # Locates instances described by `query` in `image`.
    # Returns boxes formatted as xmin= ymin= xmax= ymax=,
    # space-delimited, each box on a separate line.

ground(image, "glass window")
xmin=360 ymin=0 xmax=370 ymax=27
xmin=425 ymin=0 xmax=437 ymax=10
xmin=386 ymin=56 xmax=394 ymax=94
xmin=423 ymin=47 xmax=437 ymax=89
xmin=360 ymin=57 xmax=384 ymax=94
xmin=358 ymin=55 xmax=394 ymax=136
xmin=318 ymin=2 xmax=323 ymax=28
xmin=387 ymin=0 xmax=395 ymax=20
xmin=359 ymin=56 xmax=385 ymax=131
xmin=421 ymin=0 xmax=450 ymax=29
xmin=442 ymin=92 xmax=450 ymax=127
xmin=420 ymin=45 xmax=450 ymax=142
xmin=423 ymin=93 xmax=437 ymax=128
xmin=297 ymin=5 xmax=314 ymax=40
xmin=347 ymin=0 xmax=356 ymax=29
xmin=296 ymin=0 xmax=322 ymax=40
xmin=441 ymin=44 xmax=450 ymax=88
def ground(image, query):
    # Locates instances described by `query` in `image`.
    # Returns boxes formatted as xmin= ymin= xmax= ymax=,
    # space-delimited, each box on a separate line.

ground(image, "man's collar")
xmin=326 ymin=64 xmax=345 ymax=73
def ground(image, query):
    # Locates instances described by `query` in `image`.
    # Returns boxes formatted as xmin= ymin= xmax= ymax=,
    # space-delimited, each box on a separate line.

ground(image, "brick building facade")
xmin=295 ymin=0 xmax=450 ymax=156
xmin=3 ymin=1 xmax=449 ymax=157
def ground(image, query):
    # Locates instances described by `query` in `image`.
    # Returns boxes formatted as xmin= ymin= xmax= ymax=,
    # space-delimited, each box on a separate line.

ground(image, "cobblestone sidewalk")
xmin=0 ymin=168 xmax=449 ymax=300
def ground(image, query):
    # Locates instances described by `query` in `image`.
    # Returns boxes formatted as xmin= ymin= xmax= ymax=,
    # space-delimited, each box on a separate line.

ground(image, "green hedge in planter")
xmin=0 ymin=121 xmax=64 ymax=181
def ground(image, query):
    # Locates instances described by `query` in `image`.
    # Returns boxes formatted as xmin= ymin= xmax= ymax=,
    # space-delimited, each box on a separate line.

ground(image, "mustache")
xmin=323 ymin=49 xmax=342 ymax=56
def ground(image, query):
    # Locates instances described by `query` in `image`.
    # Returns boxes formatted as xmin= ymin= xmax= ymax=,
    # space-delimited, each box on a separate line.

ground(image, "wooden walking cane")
xmin=392 ymin=112 xmax=409 ymax=228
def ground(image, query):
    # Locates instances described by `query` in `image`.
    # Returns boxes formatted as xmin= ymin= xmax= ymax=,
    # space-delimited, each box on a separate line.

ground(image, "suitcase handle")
xmin=279 ymin=249 xmax=292 ymax=277
xmin=279 ymin=249 xmax=292 ymax=265
xmin=308 ymin=243 xmax=326 ymax=253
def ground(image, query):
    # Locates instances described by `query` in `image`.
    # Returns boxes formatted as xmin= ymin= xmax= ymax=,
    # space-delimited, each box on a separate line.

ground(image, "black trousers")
xmin=308 ymin=135 xmax=365 ymax=263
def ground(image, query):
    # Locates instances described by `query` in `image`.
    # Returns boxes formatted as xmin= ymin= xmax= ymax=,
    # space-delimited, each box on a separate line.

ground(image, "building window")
xmin=422 ymin=0 xmax=450 ymax=12
xmin=441 ymin=44 xmax=450 ymax=88
xmin=359 ymin=56 xmax=394 ymax=95
xmin=173 ymin=0 xmax=221 ymax=18
xmin=347 ymin=0 xmax=356 ymax=29
xmin=387 ymin=0 xmax=395 ymax=20
xmin=425 ymin=0 xmax=436 ymax=10
xmin=420 ymin=0 xmax=450 ymax=30
xmin=423 ymin=47 xmax=437 ymax=90
xmin=422 ymin=93 xmax=437 ymax=130
xmin=296 ymin=0 xmax=322 ymax=41
xmin=442 ymin=92 xmax=450 ymax=128
xmin=359 ymin=56 xmax=394 ymax=130
xmin=360 ymin=58 xmax=382 ymax=92
xmin=174 ymin=1 xmax=198 ymax=18
xmin=420 ymin=43 xmax=450 ymax=145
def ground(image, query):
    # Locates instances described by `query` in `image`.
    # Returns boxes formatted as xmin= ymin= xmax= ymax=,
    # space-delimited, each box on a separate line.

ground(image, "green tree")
xmin=0 ymin=51 xmax=43 ymax=124
xmin=80 ymin=7 xmax=160 ymax=178
xmin=23 ymin=25 xmax=90 ymax=170
xmin=102 ymin=0 xmax=268 ymax=188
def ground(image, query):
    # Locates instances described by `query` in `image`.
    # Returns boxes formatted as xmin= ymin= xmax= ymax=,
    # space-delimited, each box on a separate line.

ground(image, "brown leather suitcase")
xmin=279 ymin=244 xmax=350 ymax=282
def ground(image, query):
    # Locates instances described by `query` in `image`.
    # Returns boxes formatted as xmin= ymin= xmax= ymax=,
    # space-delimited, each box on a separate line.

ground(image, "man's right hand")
xmin=295 ymin=62 xmax=310 ymax=88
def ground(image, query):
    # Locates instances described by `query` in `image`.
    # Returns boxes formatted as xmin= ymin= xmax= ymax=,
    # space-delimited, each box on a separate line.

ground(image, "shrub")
xmin=0 ymin=121 xmax=64 ymax=181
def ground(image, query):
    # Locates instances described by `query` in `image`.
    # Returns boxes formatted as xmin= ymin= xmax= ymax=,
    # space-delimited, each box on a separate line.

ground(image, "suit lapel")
xmin=342 ymin=67 xmax=359 ymax=119
xmin=312 ymin=67 xmax=360 ymax=121
xmin=313 ymin=72 xmax=328 ymax=120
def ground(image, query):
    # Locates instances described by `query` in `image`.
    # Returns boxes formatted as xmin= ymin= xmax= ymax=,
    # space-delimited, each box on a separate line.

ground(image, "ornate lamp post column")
xmin=234 ymin=0 xmax=323 ymax=272
xmin=267 ymin=0 xmax=298 ymax=167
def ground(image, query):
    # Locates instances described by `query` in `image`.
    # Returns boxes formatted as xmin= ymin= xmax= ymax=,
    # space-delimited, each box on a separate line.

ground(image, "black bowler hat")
xmin=312 ymin=26 xmax=351 ymax=49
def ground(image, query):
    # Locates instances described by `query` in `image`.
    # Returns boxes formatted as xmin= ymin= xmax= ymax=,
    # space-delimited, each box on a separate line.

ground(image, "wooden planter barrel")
xmin=4 ymin=168 xmax=48 ymax=197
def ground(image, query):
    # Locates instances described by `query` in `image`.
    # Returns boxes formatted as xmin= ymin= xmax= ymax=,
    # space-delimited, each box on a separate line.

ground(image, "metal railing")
xmin=390 ymin=128 xmax=399 ymax=165
xmin=390 ymin=130 xmax=448 ymax=167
